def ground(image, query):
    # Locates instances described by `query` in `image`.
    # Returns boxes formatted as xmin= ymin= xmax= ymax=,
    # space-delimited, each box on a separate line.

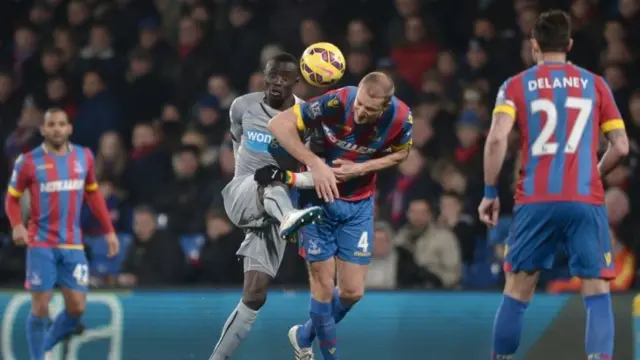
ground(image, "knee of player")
xmin=242 ymin=291 xmax=268 ymax=310
xmin=338 ymin=288 xmax=364 ymax=305
xmin=66 ymin=302 xmax=86 ymax=317
xmin=30 ymin=299 xmax=50 ymax=317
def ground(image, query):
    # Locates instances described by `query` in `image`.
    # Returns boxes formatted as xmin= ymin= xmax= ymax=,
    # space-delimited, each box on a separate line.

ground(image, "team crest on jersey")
xmin=73 ymin=160 xmax=83 ymax=174
xmin=328 ymin=99 xmax=339 ymax=108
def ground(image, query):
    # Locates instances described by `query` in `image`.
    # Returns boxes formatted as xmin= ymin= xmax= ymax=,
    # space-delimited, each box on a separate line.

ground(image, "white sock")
xmin=209 ymin=301 xmax=258 ymax=360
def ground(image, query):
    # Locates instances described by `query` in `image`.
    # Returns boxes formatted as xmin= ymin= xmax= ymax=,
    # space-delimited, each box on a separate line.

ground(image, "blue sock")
xmin=44 ymin=311 xmax=80 ymax=351
xmin=298 ymin=288 xmax=352 ymax=348
xmin=27 ymin=313 xmax=48 ymax=360
xmin=584 ymin=293 xmax=614 ymax=359
xmin=309 ymin=298 xmax=339 ymax=360
xmin=492 ymin=295 xmax=528 ymax=359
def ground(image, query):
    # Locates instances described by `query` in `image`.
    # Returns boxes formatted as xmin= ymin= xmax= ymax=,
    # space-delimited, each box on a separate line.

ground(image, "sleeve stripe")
xmin=7 ymin=186 xmax=23 ymax=197
xmin=85 ymin=183 xmax=99 ymax=191
xmin=292 ymin=104 xmax=306 ymax=131
xmin=493 ymin=104 xmax=516 ymax=118
xmin=601 ymin=119 xmax=625 ymax=133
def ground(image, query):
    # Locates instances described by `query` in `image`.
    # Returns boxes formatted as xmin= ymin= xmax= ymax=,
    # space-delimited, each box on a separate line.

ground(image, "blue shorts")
xmin=300 ymin=197 xmax=374 ymax=265
xmin=26 ymin=247 xmax=89 ymax=292
xmin=504 ymin=202 xmax=615 ymax=279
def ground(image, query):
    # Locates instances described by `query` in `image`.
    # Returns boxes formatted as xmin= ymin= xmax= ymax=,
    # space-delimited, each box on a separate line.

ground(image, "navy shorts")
xmin=504 ymin=202 xmax=615 ymax=279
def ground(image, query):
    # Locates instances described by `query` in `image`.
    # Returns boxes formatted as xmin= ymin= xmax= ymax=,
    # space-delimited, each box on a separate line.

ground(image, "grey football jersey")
xmin=229 ymin=92 xmax=304 ymax=177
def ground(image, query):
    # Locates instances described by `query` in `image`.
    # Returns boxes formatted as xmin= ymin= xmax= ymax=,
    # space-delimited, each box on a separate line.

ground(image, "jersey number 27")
xmin=530 ymin=97 xmax=593 ymax=156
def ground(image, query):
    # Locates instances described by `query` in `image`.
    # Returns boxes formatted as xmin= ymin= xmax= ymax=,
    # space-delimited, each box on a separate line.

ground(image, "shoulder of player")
xmin=231 ymin=92 xmax=263 ymax=114
xmin=390 ymin=97 xmax=411 ymax=123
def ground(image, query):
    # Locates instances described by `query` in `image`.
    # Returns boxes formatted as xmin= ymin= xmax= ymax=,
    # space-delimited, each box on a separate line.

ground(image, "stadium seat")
xmin=86 ymin=233 xmax=132 ymax=276
xmin=179 ymin=234 xmax=206 ymax=260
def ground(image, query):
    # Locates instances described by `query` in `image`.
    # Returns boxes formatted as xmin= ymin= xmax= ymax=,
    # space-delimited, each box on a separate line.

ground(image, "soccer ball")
xmin=300 ymin=42 xmax=346 ymax=87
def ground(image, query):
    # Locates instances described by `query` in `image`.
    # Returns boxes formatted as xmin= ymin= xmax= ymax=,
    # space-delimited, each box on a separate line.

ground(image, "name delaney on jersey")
xmin=39 ymin=179 xmax=85 ymax=193
xmin=527 ymin=76 xmax=589 ymax=91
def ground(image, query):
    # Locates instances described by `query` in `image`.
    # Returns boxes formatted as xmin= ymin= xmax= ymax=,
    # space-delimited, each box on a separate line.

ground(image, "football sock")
xmin=209 ymin=300 xmax=257 ymax=360
xmin=584 ymin=293 xmax=614 ymax=359
xmin=310 ymin=298 xmax=339 ymax=360
xmin=44 ymin=311 xmax=80 ymax=351
xmin=27 ymin=313 xmax=48 ymax=360
xmin=298 ymin=288 xmax=352 ymax=347
xmin=491 ymin=295 xmax=528 ymax=359
xmin=263 ymin=184 xmax=294 ymax=223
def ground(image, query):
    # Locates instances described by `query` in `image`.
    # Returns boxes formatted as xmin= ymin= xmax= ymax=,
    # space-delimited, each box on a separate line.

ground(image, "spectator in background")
xmin=28 ymin=1 xmax=55 ymax=39
xmin=66 ymin=0 xmax=91 ymax=46
xmin=207 ymin=75 xmax=236 ymax=112
xmin=154 ymin=145 xmax=216 ymax=235
xmin=22 ymin=45 xmax=65 ymax=97
xmin=77 ymin=23 xmax=124 ymax=86
xmin=52 ymin=26 xmax=78 ymax=70
xmin=72 ymin=71 xmax=120 ymax=152
xmin=396 ymin=198 xmax=462 ymax=289
xmin=123 ymin=49 xmax=166 ymax=128
xmin=391 ymin=16 xmax=438 ymax=91
xmin=39 ymin=76 xmax=76 ymax=119
xmin=8 ymin=25 xmax=37 ymax=84
xmin=190 ymin=94 xmax=226 ymax=146
xmin=366 ymin=221 xmax=398 ymax=289
xmin=137 ymin=17 xmax=179 ymax=82
xmin=342 ymin=46 xmax=374 ymax=86
xmin=0 ymin=71 xmax=24 ymax=139
xmin=451 ymin=110 xmax=484 ymax=178
xmin=193 ymin=210 xmax=244 ymax=284
xmin=438 ymin=192 xmax=476 ymax=264
xmin=125 ymin=122 xmax=172 ymax=205
xmin=81 ymin=178 xmax=129 ymax=235
xmin=118 ymin=205 xmax=184 ymax=287
xmin=5 ymin=99 xmax=43 ymax=167
xmin=95 ymin=131 xmax=129 ymax=193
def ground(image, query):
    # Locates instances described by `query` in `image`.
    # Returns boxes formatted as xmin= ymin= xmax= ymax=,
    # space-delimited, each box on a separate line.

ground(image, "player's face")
xmin=41 ymin=111 xmax=71 ymax=147
xmin=264 ymin=61 xmax=298 ymax=101
xmin=354 ymin=87 xmax=388 ymax=124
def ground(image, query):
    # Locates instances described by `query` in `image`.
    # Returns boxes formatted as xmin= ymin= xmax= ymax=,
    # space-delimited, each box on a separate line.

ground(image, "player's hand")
xmin=308 ymin=157 xmax=339 ymax=202
xmin=254 ymin=165 xmax=286 ymax=185
xmin=11 ymin=225 xmax=27 ymax=246
xmin=331 ymin=159 xmax=366 ymax=182
xmin=105 ymin=232 xmax=120 ymax=258
xmin=478 ymin=197 xmax=500 ymax=227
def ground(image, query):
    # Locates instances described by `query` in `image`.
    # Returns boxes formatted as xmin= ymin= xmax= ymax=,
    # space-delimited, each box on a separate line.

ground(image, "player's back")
xmin=16 ymin=144 xmax=91 ymax=248
xmin=230 ymin=92 xmax=302 ymax=177
xmin=503 ymin=63 xmax=618 ymax=205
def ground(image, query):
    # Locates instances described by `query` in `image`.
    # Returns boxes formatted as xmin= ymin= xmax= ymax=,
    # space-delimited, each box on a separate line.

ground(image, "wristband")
xmin=285 ymin=171 xmax=296 ymax=186
xmin=484 ymin=185 xmax=498 ymax=199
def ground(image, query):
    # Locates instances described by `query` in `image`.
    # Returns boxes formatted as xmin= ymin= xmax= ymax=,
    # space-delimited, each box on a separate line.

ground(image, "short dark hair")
xmin=270 ymin=52 xmax=297 ymax=65
xmin=532 ymin=10 xmax=571 ymax=53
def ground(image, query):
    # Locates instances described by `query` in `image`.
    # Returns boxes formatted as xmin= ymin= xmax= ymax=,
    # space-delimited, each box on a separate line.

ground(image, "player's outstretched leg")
xmin=45 ymin=288 xmax=85 ymax=352
xmin=27 ymin=292 xmax=52 ymax=360
xmin=582 ymin=279 xmax=614 ymax=359
xmin=491 ymin=272 xmax=536 ymax=359
xmin=209 ymin=270 xmax=271 ymax=360
xmin=261 ymin=183 xmax=322 ymax=240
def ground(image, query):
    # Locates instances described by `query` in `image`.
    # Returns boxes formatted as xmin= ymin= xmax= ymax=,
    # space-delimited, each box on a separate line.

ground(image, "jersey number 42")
xmin=530 ymin=97 xmax=593 ymax=156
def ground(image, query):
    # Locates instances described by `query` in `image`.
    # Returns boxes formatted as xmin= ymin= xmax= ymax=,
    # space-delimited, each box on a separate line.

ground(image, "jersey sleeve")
xmin=492 ymin=78 xmax=516 ymax=119
xmin=7 ymin=154 xmax=33 ymax=198
xmin=292 ymin=90 xmax=343 ymax=131
xmin=596 ymin=76 xmax=625 ymax=133
xmin=388 ymin=111 xmax=414 ymax=151
xmin=84 ymin=148 xmax=99 ymax=192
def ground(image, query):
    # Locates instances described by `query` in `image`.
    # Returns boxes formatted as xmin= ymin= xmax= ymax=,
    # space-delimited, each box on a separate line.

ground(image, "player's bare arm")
xmin=332 ymin=147 xmax=410 ymax=182
xmin=598 ymin=128 xmax=629 ymax=176
xmin=269 ymin=109 xmax=339 ymax=202
xmin=479 ymin=111 xmax=515 ymax=227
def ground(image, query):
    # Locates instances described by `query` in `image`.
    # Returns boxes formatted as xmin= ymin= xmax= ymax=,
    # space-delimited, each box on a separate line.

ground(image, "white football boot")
xmin=288 ymin=325 xmax=315 ymax=360
xmin=278 ymin=207 xmax=322 ymax=241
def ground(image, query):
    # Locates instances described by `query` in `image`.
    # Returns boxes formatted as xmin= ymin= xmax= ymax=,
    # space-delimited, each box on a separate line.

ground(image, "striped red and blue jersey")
xmin=293 ymin=86 xmax=413 ymax=201
xmin=494 ymin=62 xmax=625 ymax=205
xmin=7 ymin=144 xmax=99 ymax=248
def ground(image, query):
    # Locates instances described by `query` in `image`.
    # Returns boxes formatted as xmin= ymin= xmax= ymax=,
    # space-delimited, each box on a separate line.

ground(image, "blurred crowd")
xmin=0 ymin=0 xmax=639 ymax=291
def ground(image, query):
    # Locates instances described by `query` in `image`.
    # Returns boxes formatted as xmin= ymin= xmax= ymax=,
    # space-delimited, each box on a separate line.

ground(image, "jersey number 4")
xmin=530 ymin=97 xmax=593 ymax=156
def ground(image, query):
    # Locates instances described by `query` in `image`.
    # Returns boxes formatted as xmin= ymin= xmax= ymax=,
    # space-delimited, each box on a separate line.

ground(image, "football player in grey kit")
xmin=209 ymin=53 xmax=320 ymax=360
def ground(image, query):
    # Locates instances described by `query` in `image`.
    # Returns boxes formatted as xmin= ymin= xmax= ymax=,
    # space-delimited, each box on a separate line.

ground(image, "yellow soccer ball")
xmin=300 ymin=42 xmax=346 ymax=87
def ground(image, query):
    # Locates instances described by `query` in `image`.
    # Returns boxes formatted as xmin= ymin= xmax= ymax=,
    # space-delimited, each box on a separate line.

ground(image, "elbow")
xmin=485 ymin=136 xmax=507 ymax=151
xmin=613 ymin=136 xmax=629 ymax=157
